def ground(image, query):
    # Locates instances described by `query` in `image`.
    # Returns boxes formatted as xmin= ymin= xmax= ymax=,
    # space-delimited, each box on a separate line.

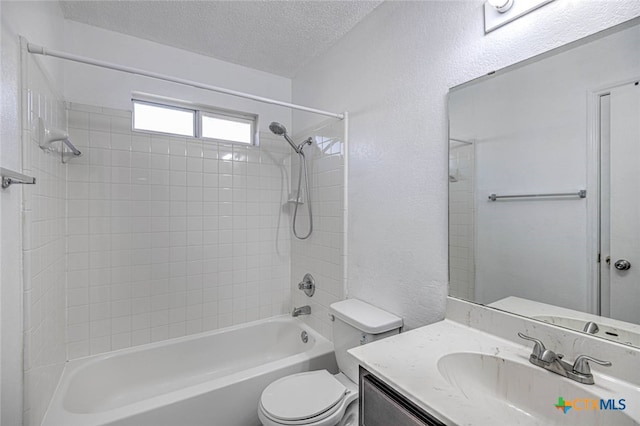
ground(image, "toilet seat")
xmin=259 ymin=398 xmax=343 ymax=426
xmin=259 ymin=371 xmax=358 ymax=426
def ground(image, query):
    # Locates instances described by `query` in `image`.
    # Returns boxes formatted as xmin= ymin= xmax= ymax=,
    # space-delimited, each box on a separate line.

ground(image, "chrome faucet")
xmin=292 ymin=305 xmax=311 ymax=317
xmin=298 ymin=273 xmax=315 ymax=297
xmin=518 ymin=332 xmax=611 ymax=385
xmin=583 ymin=321 xmax=599 ymax=334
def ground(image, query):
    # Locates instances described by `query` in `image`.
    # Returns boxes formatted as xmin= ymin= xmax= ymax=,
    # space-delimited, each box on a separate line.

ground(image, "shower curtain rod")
xmin=27 ymin=42 xmax=345 ymax=120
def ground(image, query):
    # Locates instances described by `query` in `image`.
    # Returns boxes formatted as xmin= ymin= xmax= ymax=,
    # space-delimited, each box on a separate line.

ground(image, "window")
xmin=132 ymin=97 xmax=257 ymax=145
xmin=133 ymin=101 xmax=195 ymax=137
xmin=201 ymin=112 xmax=253 ymax=144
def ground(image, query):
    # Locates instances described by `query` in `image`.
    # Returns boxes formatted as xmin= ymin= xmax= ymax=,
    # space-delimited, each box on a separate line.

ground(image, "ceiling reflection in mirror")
xmin=448 ymin=19 xmax=640 ymax=347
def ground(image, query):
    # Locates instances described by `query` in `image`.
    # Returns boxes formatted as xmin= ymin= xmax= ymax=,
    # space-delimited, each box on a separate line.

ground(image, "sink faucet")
xmin=518 ymin=333 xmax=611 ymax=385
xmin=583 ymin=321 xmax=599 ymax=334
xmin=292 ymin=305 xmax=311 ymax=317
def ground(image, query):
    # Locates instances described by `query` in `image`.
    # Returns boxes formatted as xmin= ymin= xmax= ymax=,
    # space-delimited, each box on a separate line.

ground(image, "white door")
xmin=607 ymin=81 xmax=640 ymax=323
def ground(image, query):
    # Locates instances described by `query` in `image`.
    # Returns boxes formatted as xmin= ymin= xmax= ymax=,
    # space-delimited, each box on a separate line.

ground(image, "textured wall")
xmin=292 ymin=0 xmax=640 ymax=330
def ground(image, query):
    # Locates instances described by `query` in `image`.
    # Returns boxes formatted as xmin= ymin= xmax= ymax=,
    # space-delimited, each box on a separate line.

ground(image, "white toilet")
xmin=258 ymin=299 xmax=403 ymax=426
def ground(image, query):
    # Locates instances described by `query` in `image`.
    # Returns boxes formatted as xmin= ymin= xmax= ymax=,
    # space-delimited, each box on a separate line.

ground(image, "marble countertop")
xmin=348 ymin=318 xmax=640 ymax=426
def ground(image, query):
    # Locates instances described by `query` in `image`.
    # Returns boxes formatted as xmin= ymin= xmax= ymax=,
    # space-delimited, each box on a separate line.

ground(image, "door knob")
xmin=614 ymin=259 xmax=631 ymax=271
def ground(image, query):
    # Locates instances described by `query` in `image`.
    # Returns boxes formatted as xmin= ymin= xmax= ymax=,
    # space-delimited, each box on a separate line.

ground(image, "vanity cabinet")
xmin=359 ymin=367 xmax=445 ymax=426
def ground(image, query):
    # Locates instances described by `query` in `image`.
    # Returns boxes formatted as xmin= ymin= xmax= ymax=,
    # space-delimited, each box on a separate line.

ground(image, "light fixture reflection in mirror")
xmin=487 ymin=0 xmax=513 ymax=13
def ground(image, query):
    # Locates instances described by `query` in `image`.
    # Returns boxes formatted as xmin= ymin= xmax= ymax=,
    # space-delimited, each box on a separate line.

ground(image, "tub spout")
xmin=292 ymin=306 xmax=311 ymax=317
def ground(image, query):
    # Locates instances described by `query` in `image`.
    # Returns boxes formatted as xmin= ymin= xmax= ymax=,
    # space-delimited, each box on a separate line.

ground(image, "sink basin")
xmin=534 ymin=315 xmax=640 ymax=347
xmin=438 ymin=353 xmax=634 ymax=425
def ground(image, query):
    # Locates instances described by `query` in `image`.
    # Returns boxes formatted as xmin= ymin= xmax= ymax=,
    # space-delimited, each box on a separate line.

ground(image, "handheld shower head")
xmin=268 ymin=122 xmax=314 ymax=239
xmin=269 ymin=121 xmax=299 ymax=153
xmin=269 ymin=122 xmax=287 ymax=136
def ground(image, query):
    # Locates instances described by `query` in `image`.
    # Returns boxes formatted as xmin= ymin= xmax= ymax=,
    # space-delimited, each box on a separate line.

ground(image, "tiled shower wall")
xmin=65 ymin=103 xmax=292 ymax=359
xmin=448 ymin=143 xmax=475 ymax=301
xmin=290 ymin=120 xmax=345 ymax=339
xmin=22 ymin=56 xmax=67 ymax=426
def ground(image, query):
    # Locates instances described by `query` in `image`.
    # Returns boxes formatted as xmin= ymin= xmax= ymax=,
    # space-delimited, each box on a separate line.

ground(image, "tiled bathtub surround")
xmin=291 ymin=120 xmax=345 ymax=339
xmin=65 ymin=103 xmax=292 ymax=359
xmin=22 ymin=57 xmax=68 ymax=426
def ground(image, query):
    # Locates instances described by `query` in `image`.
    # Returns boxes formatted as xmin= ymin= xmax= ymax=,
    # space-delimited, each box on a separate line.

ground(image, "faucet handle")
xmin=572 ymin=355 xmax=612 ymax=375
xmin=518 ymin=332 xmax=546 ymax=359
xmin=297 ymin=273 xmax=315 ymax=297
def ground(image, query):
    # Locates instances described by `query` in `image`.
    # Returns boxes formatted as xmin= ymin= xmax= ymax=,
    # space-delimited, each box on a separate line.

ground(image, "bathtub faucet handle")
xmin=297 ymin=273 xmax=315 ymax=297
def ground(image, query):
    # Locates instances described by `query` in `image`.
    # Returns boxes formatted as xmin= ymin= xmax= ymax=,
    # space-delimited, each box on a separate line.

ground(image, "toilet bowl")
xmin=258 ymin=299 xmax=402 ymax=426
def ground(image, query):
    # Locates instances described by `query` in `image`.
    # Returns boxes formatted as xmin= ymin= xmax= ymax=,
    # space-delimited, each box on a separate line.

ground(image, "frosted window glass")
xmin=133 ymin=102 xmax=194 ymax=137
xmin=202 ymin=115 xmax=252 ymax=144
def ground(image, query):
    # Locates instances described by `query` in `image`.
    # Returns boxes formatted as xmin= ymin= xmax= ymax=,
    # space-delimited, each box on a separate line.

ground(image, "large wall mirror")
xmin=448 ymin=18 xmax=640 ymax=347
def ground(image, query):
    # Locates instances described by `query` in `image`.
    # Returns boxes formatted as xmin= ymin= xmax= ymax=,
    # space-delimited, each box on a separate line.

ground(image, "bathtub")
xmin=42 ymin=316 xmax=337 ymax=426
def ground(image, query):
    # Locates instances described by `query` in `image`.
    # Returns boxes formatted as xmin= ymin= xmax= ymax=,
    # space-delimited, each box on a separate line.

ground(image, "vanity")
xmin=350 ymin=298 xmax=640 ymax=425
xmin=359 ymin=368 xmax=444 ymax=426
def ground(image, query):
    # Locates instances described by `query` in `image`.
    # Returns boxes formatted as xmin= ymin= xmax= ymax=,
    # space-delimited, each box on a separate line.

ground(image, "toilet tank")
xmin=329 ymin=299 xmax=403 ymax=383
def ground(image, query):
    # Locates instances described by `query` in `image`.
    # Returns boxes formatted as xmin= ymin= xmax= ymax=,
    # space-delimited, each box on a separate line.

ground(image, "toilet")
xmin=258 ymin=299 xmax=403 ymax=426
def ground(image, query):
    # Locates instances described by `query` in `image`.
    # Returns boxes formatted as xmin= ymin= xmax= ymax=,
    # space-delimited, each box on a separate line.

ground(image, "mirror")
xmin=448 ymin=18 xmax=640 ymax=347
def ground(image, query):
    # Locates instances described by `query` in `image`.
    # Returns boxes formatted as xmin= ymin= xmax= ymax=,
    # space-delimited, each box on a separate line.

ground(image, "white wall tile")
xmin=290 ymin=120 xmax=345 ymax=340
xmin=23 ymin=62 xmax=67 ymax=426
xmin=65 ymin=103 xmax=292 ymax=357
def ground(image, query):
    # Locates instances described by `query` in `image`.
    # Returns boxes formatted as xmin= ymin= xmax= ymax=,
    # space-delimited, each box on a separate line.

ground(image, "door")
xmin=605 ymin=81 xmax=640 ymax=323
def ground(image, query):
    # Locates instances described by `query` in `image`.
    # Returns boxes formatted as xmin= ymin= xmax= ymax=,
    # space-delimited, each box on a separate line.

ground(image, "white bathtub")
xmin=43 ymin=316 xmax=337 ymax=426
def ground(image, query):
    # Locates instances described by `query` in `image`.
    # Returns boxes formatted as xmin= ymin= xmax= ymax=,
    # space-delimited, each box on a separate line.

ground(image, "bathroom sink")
xmin=437 ymin=352 xmax=634 ymax=425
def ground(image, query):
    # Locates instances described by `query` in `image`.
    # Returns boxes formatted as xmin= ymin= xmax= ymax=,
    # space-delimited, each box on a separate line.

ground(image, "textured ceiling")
xmin=58 ymin=0 xmax=383 ymax=78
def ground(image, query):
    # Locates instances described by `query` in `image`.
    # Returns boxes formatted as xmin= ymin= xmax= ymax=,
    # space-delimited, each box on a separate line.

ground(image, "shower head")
xmin=269 ymin=121 xmax=300 ymax=153
xmin=269 ymin=122 xmax=287 ymax=136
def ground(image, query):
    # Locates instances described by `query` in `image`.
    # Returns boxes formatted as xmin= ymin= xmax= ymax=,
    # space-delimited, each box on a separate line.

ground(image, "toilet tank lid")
xmin=329 ymin=299 xmax=403 ymax=334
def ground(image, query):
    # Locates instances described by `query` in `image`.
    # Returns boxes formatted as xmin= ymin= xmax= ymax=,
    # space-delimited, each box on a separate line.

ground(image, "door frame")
xmin=586 ymin=77 xmax=640 ymax=316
